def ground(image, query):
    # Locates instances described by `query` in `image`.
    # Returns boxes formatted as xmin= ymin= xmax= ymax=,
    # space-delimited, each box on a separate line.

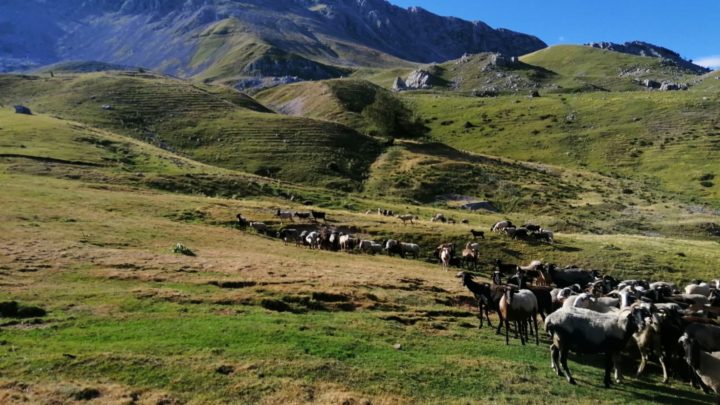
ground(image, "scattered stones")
xmin=393 ymin=343 xmax=402 ymax=350
xmin=102 ymin=104 xmax=113 ymax=110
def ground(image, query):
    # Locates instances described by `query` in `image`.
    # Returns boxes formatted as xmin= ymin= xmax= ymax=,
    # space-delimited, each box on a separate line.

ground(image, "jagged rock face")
xmin=0 ymin=0 xmax=547 ymax=77
xmin=404 ymin=70 xmax=434 ymax=89
xmin=587 ymin=41 xmax=709 ymax=74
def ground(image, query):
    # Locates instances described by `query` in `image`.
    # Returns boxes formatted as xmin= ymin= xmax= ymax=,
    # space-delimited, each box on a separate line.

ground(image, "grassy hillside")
xmin=256 ymin=79 xmax=418 ymax=135
xmin=409 ymin=90 xmax=720 ymax=205
xmin=0 ymin=73 xmax=384 ymax=190
xmin=521 ymin=45 xmax=699 ymax=92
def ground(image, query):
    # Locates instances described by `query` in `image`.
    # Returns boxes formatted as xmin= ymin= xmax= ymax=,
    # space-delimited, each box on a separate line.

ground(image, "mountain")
xmin=586 ymin=41 xmax=709 ymax=74
xmin=0 ymin=0 xmax=546 ymax=84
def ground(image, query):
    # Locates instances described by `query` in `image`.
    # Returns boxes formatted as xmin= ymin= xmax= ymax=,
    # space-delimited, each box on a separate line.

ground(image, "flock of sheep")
xmin=234 ymin=208 xmax=720 ymax=400
xmin=460 ymin=263 xmax=720 ymax=397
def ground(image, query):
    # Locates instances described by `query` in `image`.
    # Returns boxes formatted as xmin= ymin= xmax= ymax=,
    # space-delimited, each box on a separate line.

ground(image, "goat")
xmin=546 ymin=264 xmax=599 ymax=288
xmin=491 ymin=220 xmax=513 ymax=232
xmin=397 ymin=214 xmax=418 ymax=225
xmin=632 ymin=303 xmax=670 ymax=383
xmin=275 ymin=209 xmax=293 ymax=223
xmin=311 ymin=210 xmax=326 ymax=222
xmin=679 ymin=334 xmax=720 ymax=400
xmin=294 ymin=212 xmax=312 ymax=221
xmin=357 ymin=240 xmax=378 ymax=254
xmin=440 ymin=247 xmax=452 ymax=271
xmin=305 ymin=231 xmax=320 ymax=249
xmin=523 ymin=223 xmax=541 ymax=232
xmin=499 ymin=287 xmax=539 ymax=345
xmin=545 ymin=305 xmax=649 ymax=387
xmin=533 ymin=229 xmax=554 ymax=243
xmin=400 ymin=242 xmax=421 ymax=259
xmin=470 ymin=229 xmax=485 ymax=239
xmin=339 ymin=234 xmax=358 ymax=251
xmin=461 ymin=244 xmax=479 ymax=270
xmin=249 ymin=222 xmax=268 ymax=234
xmin=278 ymin=228 xmax=299 ymax=246
xmin=235 ymin=214 xmax=248 ymax=228
xmin=495 ymin=259 xmax=519 ymax=275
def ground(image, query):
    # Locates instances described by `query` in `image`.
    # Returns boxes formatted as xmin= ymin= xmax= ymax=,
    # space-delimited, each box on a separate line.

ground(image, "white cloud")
xmin=694 ymin=55 xmax=720 ymax=69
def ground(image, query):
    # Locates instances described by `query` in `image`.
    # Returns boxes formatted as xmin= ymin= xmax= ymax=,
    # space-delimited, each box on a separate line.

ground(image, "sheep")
xmin=670 ymin=294 xmax=709 ymax=306
xmin=249 ymin=222 xmax=268 ymax=234
xmin=369 ymin=242 xmax=384 ymax=254
xmin=569 ymin=293 xmax=619 ymax=313
xmin=461 ymin=219 xmax=470 ymax=224
xmin=686 ymin=282 xmax=712 ymax=297
xmin=684 ymin=323 xmax=720 ymax=352
xmin=385 ymin=239 xmax=404 ymax=258
xmin=498 ymin=287 xmax=539 ymax=345
xmin=440 ymin=247 xmax=452 ymax=272
xmin=509 ymin=227 xmax=529 ymax=240
xmin=550 ymin=287 xmax=575 ymax=311
xmin=534 ymin=228 xmax=554 ymax=243
xmin=491 ymin=220 xmax=513 ymax=232
xmin=431 ymin=213 xmax=446 ymax=223
xmin=311 ymin=210 xmax=326 ymax=222
xmin=470 ymin=229 xmax=485 ymax=239
xmin=545 ymin=305 xmax=650 ymax=387
xmin=357 ymin=240 xmax=375 ymax=254
xmin=712 ymin=279 xmax=720 ymax=290
xmin=397 ymin=214 xmax=418 ymax=225
xmin=400 ymin=242 xmax=421 ymax=259
xmin=275 ymin=209 xmax=294 ymax=223
xmin=294 ymin=212 xmax=312 ymax=221
xmin=278 ymin=228 xmax=299 ymax=246
xmin=525 ymin=286 xmax=553 ymax=321
xmin=235 ymin=213 xmax=248 ymax=228
xmin=546 ymin=264 xmax=599 ymax=288
xmin=523 ymin=223 xmax=541 ymax=232
xmin=679 ymin=334 xmax=720 ymax=400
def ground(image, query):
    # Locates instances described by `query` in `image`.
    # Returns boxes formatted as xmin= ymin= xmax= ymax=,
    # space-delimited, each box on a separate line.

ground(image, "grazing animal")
xmin=311 ymin=211 xmax=326 ymax=222
xmin=397 ymin=214 xmax=418 ymax=225
xmin=305 ymin=231 xmax=320 ymax=249
xmin=440 ymin=247 xmax=452 ymax=271
xmin=357 ymin=240 xmax=376 ymax=254
xmin=400 ymin=242 xmax=421 ymax=259
xmin=461 ymin=219 xmax=470 ymax=224
xmin=275 ymin=209 xmax=294 ymax=223
xmin=632 ymin=304 xmax=670 ymax=383
xmin=470 ymin=229 xmax=485 ymax=239
xmin=509 ymin=227 xmax=529 ymax=240
xmin=236 ymin=214 xmax=249 ymax=228
xmin=685 ymin=282 xmax=712 ymax=297
xmin=458 ymin=272 xmax=503 ymax=329
xmin=294 ymin=212 xmax=312 ymax=220
xmin=498 ymin=287 xmax=539 ymax=345
xmin=679 ymin=334 xmax=720 ymax=400
xmin=249 ymin=222 xmax=268 ymax=234
xmin=533 ymin=229 xmax=554 ymax=243
xmin=278 ymin=228 xmax=299 ymax=246
xmin=461 ymin=244 xmax=479 ymax=270
xmin=491 ymin=220 xmax=514 ymax=232
xmin=546 ymin=264 xmax=599 ymax=288
xmin=431 ymin=213 xmax=446 ymax=223
xmin=339 ymin=234 xmax=358 ymax=251
xmin=523 ymin=223 xmax=541 ymax=232
xmin=545 ymin=305 xmax=649 ymax=387
xmin=495 ymin=259 xmax=519 ymax=275
xmin=385 ymin=239 xmax=404 ymax=258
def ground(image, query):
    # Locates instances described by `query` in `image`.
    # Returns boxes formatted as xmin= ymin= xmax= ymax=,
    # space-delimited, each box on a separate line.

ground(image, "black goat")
xmin=470 ymin=229 xmax=485 ymax=239
xmin=311 ymin=210 xmax=326 ymax=222
xmin=495 ymin=259 xmax=519 ymax=275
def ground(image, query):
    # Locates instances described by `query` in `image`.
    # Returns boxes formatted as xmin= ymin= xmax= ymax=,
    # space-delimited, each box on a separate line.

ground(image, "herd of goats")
xmin=235 ymin=209 xmax=720 ymax=400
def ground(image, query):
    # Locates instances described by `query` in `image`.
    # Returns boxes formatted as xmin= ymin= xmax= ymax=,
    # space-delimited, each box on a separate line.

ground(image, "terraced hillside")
xmin=409 ymin=90 xmax=720 ymax=204
xmin=0 ymin=72 xmax=383 ymax=190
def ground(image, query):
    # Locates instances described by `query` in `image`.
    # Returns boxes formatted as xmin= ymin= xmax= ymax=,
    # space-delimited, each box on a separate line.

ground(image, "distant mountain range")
xmin=0 ymin=0 xmax=709 ymax=84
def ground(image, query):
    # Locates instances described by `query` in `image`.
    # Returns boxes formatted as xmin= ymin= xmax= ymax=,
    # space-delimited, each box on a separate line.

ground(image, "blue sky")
xmin=389 ymin=0 xmax=720 ymax=69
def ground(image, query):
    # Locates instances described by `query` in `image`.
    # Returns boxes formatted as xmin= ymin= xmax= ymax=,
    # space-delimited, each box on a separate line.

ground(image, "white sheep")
xmin=499 ymin=288 xmax=539 ymax=345
xmin=685 ymin=282 xmax=712 ymax=297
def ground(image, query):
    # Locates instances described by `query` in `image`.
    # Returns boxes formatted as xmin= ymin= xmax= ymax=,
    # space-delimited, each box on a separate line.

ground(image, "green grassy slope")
xmin=409 ymin=90 xmax=720 ymax=204
xmin=256 ymin=79 xmax=398 ymax=133
xmin=0 ymin=73 xmax=384 ymax=190
xmin=521 ymin=45 xmax=699 ymax=92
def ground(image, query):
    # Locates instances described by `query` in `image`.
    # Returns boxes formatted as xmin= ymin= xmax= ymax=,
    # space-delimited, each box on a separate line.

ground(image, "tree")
xmin=362 ymin=91 xmax=428 ymax=139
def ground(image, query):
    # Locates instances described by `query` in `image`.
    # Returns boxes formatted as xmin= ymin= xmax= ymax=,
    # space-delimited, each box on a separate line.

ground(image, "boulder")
xmin=641 ymin=79 xmax=660 ymax=89
xmin=13 ymin=105 xmax=32 ymax=115
xmin=659 ymin=81 xmax=688 ymax=91
xmin=404 ymin=69 xmax=434 ymax=89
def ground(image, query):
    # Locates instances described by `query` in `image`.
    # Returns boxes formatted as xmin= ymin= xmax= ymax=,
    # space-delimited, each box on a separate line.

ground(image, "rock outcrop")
xmin=587 ymin=41 xmax=709 ymax=74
